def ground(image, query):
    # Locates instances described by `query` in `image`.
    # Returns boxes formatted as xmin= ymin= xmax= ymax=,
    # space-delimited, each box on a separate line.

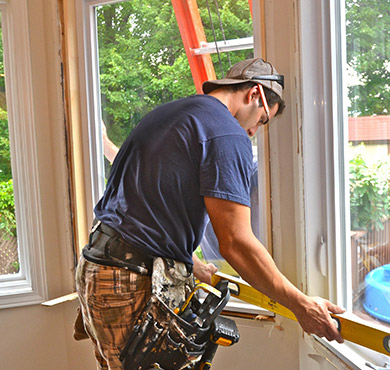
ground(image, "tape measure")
xmin=211 ymin=271 xmax=390 ymax=356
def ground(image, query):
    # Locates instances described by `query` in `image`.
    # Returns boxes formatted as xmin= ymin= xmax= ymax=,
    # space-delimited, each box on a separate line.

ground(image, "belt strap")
xmin=82 ymin=220 xmax=154 ymax=275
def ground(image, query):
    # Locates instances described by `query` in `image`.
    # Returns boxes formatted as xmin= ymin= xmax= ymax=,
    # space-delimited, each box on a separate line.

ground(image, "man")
xmin=76 ymin=58 xmax=344 ymax=370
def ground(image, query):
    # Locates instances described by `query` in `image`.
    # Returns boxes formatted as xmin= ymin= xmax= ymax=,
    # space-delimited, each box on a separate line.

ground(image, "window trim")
xmin=299 ymin=0 xmax=348 ymax=303
xmin=81 ymin=0 xmax=105 ymax=206
xmin=253 ymin=0 xmax=273 ymax=254
xmin=75 ymin=0 xmax=108 ymax=213
xmin=0 ymin=0 xmax=47 ymax=308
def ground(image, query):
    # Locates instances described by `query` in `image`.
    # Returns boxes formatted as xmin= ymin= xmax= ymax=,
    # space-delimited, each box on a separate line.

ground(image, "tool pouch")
xmin=151 ymin=257 xmax=195 ymax=311
xmin=120 ymin=257 xmax=208 ymax=370
xmin=120 ymin=294 xmax=208 ymax=370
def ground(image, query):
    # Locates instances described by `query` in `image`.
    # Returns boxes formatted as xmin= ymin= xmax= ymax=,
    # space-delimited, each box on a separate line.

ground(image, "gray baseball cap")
xmin=202 ymin=58 xmax=284 ymax=98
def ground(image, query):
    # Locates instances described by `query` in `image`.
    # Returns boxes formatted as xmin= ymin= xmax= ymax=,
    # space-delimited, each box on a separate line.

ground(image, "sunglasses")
xmin=257 ymin=83 xmax=270 ymax=125
xmin=251 ymin=75 xmax=285 ymax=89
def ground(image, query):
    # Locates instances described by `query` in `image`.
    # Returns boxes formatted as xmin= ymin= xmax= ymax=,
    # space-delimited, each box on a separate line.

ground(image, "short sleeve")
xmin=199 ymin=135 xmax=253 ymax=207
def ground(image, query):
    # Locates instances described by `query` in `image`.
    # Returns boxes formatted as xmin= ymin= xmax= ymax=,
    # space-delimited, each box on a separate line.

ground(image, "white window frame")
xmin=76 ymin=0 xmax=108 ymax=211
xmin=0 ymin=0 xmax=47 ymax=308
xmin=299 ymin=0 xmax=390 ymax=367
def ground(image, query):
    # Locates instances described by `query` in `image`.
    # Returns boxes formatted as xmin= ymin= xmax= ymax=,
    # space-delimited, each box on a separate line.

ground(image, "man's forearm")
xmin=205 ymin=196 xmax=344 ymax=343
xmin=219 ymin=234 xmax=308 ymax=313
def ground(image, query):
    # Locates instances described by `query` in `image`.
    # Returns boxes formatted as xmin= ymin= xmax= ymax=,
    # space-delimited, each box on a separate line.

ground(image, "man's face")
xmin=236 ymin=100 xmax=279 ymax=137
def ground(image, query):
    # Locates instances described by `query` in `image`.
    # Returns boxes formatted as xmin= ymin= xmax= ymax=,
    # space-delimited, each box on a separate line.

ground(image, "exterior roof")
xmin=349 ymin=116 xmax=390 ymax=142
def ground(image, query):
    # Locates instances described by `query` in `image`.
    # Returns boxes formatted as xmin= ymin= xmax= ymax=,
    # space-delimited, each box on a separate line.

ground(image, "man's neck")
xmin=208 ymin=88 xmax=243 ymax=117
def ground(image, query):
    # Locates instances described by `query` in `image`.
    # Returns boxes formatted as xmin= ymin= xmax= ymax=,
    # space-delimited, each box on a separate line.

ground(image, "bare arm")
xmin=102 ymin=122 xmax=119 ymax=164
xmin=204 ymin=196 xmax=344 ymax=343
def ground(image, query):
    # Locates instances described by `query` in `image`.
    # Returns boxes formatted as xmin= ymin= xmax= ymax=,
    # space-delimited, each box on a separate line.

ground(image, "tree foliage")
xmin=346 ymin=0 xmax=390 ymax=116
xmin=97 ymin=0 xmax=253 ymax=147
xmin=0 ymin=113 xmax=11 ymax=182
xmin=346 ymin=1 xmax=390 ymax=230
xmin=0 ymin=14 xmax=10 ymax=183
xmin=97 ymin=1 xmax=188 ymax=144
xmin=349 ymin=148 xmax=390 ymax=231
xmin=0 ymin=179 xmax=16 ymax=238
xmin=198 ymin=0 xmax=253 ymax=77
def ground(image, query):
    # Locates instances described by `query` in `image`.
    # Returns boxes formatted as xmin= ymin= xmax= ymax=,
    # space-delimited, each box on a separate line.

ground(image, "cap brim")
xmin=202 ymin=79 xmax=252 ymax=94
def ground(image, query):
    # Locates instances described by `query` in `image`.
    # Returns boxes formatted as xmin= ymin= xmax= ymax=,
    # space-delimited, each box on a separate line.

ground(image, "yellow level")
xmin=212 ymin=271 xmax=390 ymax=356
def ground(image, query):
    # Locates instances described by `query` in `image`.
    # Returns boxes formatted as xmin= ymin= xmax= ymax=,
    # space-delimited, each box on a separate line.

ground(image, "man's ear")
xmin=246 ymin=85 xmax=259 ymax=104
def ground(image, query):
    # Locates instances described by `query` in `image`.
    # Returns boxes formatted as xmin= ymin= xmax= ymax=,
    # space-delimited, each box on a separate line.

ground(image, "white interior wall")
xmin=0 ymin=0 xmax=95 ymax=369
xmin=0 ymin=0 xmax=346 ymax=369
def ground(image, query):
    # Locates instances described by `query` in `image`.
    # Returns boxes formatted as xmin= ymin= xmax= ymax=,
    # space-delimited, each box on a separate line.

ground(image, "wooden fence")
xmin=0 ymin=235 xmax=19 ymax=275
xmin=351 ymin=218 xmax=390 ymax=302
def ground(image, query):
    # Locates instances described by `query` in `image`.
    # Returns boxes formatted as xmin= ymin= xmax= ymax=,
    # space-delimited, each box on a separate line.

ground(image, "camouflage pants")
xmin=76 ymin=256 xmax=152 ymax=370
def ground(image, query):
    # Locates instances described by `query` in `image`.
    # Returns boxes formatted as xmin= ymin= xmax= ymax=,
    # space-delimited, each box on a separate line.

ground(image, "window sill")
xmin=223 ymin=298 xmax=274 ymax=317
xmin=307 ymin=333 xmax=390 ymax=370
xmin=0 ymin=286 xmax=46 ymax=309
xmin=41 ymin=292 xmax=78 ymax=307
xmin=0 ymin=274 xmax=47 ymax=309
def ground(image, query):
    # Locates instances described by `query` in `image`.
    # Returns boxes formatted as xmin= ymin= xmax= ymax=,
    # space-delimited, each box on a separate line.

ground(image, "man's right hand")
xmin=293 ymin=296 xmax=345 ymax=343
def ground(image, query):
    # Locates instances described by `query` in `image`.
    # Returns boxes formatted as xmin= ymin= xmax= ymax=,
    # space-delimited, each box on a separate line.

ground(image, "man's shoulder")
xmin=171 ymin=94 xmax=227 ymax=110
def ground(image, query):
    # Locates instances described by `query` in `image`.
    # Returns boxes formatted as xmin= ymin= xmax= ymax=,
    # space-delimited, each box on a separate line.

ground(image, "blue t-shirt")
xmin=94 ymin=95 xmax=253 ymax=265
xmin=201 ymin=160 xmax=260 ymax=262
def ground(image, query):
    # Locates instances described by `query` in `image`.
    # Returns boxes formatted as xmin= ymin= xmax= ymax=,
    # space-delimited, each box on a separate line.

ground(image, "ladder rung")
xmin=191 ymin=37 xmax=254 ymax=55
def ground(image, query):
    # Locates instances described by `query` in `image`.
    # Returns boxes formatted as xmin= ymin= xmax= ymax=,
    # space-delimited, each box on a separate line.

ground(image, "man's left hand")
xmin=192 ymin=253 xmax=218 ymax=284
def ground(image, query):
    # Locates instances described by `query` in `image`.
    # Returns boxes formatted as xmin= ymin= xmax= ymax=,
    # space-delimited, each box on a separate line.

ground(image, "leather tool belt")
xmin=82 ymin=220 xmax=154 ymax=275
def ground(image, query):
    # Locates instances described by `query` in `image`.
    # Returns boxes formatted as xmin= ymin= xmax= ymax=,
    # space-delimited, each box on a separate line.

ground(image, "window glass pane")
xmin=96 ymin=1 xmax=195 ymax=179
xmin=346 ymin=0 xmax=390 ymax=328
xmin=96 ymin=0 xmax=253 ymax=180
xmin=198 ymin=0 xmax=253 ymax=79
xmin=0 ymin=13 xmax=19 ymax=275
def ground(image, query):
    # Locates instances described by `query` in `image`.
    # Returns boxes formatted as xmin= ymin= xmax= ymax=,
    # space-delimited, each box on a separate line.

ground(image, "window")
xmin=346 ymin=0 xmax=390 ymax=328
xmin=81 ymin=0 xmax=255 ymax=230
xmin=86 ymin=0 xmax=254 ymax=201
xmin=95 ymin=1 xmax=197 ymax=186
xmin=0 ymin=0 xmax=47 ymax=308
xmin=300 ymin=0 xmax=390 ymax=365
xmin=81 ymin=0 xmax=197 ymax=205
xmin=0 ymin=11 xmax=18 ymax=276
xmin=78 ymin=0 xmax=270 ymax=315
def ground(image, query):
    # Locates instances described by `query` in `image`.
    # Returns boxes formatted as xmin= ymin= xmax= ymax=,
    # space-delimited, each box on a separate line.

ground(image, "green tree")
xmin=96 ymin=0 xmax=253 ymax=147
xmin=199 ymin=0 xmax=253 ymax=77
xmin=0 ymin=14 xmax=10 ymax=183
xmin=349 ymin=150 xmax=390 ymax=231
xmin=0 ymin=13 xmax=15 ymax=241
xmin=346 ymin=0 xmax=390 ymax=116
xmin=0 ymin=179 xmax=16 ymax=238
xmin=0 ymin=113 xmax=11 ymax=182
xmin=97 ymin=1 xmax=195 ymax=146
